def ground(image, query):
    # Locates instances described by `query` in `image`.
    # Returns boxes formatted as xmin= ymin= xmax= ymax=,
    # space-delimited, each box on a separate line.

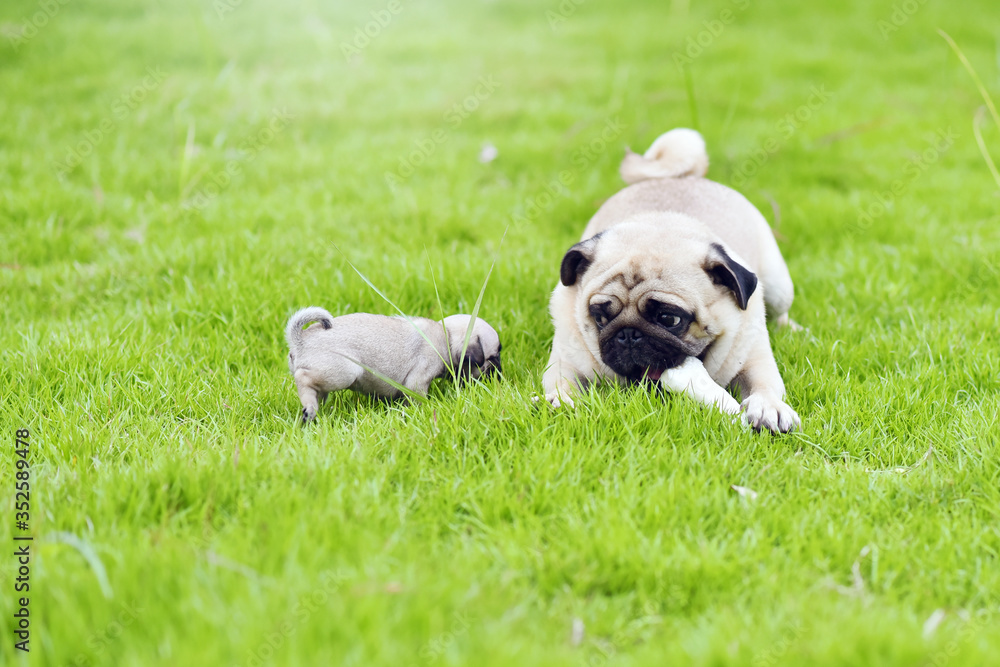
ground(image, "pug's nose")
xmin=615 ymin=328 xmax=643 ymax=347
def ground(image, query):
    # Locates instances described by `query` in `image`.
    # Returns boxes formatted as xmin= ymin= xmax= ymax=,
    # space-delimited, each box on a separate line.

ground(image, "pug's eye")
xmin=589 ymin=304 xmax=613 ymax=329
xmin=658 ymin=312 xmax=683 ymax=329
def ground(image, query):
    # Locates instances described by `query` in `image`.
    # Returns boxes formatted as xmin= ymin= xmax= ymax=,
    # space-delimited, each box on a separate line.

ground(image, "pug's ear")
xmin=704 ymin=243 xmax=758 ymax=310
xmin=560 ymin=234 xmax=603 ymax=286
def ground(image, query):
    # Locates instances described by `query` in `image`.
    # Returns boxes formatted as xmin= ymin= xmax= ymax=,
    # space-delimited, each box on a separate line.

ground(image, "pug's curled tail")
xmin=285 ymin=306 xmax=333 ymax=352
xmin=619 ymin=127 xmax=709 ymax=184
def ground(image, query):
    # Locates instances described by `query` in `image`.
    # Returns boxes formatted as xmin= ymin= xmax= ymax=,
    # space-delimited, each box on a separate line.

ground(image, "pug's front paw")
xmin=542 ymin=378 xmax=577 ymax=409
xmin=741 ymin=393 xmax=800 ymax=433
xmin=545 ymin=390 xmax=575 ymax=409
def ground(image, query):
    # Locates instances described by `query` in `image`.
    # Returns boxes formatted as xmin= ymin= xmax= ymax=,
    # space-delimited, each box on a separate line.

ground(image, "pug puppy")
xmin=543 ymin=128 xmax=800 ymax=433
xmin=287 ymin=306 xmax=501 ymax=422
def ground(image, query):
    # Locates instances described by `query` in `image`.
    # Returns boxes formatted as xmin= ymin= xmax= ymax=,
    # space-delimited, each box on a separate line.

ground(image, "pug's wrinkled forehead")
xmin=587 ymin=266 xmax=697 ymax=301
xmin=561 ymin=221 xmax=758 ymax=316
xmin=569 ymin=239 xmax=706 ymax=311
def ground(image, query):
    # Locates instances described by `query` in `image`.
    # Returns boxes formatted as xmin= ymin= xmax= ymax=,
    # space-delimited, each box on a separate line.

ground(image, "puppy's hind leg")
xmin=293 ymin=361 xmax=360 ymax=423
xmin=294 ymin=370 xmax=323 ymax=423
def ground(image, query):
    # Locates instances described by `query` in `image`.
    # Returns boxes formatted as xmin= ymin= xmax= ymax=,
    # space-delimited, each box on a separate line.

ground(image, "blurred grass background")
xmin=2 ymin=0 xmax=999 ymax=665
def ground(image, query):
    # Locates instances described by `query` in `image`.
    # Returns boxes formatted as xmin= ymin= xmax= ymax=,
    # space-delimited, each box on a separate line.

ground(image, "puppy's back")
xmin=292 ymin=314 xmax=441 ymax=370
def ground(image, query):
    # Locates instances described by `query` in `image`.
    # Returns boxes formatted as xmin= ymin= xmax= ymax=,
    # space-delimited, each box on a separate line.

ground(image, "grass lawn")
xmin=3 ymin=0 xmax=1000 ymax=664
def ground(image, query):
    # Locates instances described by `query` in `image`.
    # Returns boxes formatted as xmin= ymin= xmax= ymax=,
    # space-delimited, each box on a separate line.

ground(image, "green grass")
xmin=2 ymin=0 xmax=1000 ymax=664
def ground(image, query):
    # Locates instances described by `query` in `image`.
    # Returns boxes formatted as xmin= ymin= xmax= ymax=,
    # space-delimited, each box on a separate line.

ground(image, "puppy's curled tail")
xmin=285 ymin=306 xmax=333 ymax=352
xmin=619 ymin=127 xmax=709 ymax=184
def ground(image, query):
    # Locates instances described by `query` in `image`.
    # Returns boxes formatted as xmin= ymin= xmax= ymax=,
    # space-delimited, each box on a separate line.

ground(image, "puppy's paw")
xmin=741 ymin=393 xmax=800 ymax=433
xmin=301 ymin=407 xmax=317 ymax=424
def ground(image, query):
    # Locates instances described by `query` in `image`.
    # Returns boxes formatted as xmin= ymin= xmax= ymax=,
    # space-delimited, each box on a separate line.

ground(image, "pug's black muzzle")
xmin=600 ymin=326 xmax=688 ymax=382
xmin=458 ymin=355 xmax=501 ymax=383
xmin=479 ymin=355 xmax=501 ymax=379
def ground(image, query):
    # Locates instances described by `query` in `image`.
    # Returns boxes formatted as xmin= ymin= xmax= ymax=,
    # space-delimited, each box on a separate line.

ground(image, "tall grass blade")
xmin=939 ymin=30 xmax=1000 ymax=130
xmin=682 ymin=66 xmax=699 ymax=131
xmin=973 ymin=106 xmax=1000 ymax=190
xmin=331 ymin=351 xmax=427 ymax=404
xmin=456 ymin=228 xmax=507 ymax=376
xmin=333 ymin=243 xmax=449 ymax=369
xmin=939 ymin=29 xmax=1000 ymax=190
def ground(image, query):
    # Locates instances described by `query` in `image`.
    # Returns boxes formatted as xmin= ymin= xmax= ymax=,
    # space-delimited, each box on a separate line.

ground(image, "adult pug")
xmin=543 ymin=128 xmax=800 ymax=433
